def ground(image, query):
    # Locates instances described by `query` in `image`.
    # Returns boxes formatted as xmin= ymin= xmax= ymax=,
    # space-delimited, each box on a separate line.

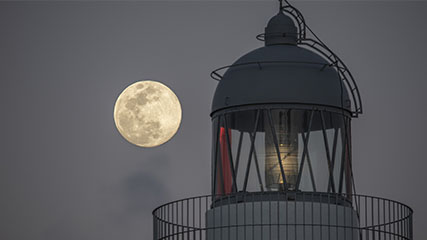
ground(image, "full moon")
xmin=113 ymin=80 xmax=182 ymax=147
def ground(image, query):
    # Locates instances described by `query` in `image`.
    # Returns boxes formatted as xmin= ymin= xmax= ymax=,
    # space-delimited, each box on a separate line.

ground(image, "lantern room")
xmin=210 ymin=9 xmax=361 ymax=197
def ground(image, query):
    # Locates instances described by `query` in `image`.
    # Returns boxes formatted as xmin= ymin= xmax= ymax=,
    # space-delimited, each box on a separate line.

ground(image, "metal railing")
xmin=153 ymin=192 xmax=412 ymax=240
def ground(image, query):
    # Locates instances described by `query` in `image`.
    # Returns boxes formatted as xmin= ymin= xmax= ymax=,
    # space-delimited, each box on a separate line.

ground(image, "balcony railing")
xmin=153 ymin=192 xmax=412 ymax=240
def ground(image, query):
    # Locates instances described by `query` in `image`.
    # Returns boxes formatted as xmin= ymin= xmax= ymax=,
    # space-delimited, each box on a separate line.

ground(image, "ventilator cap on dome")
xmin=264 ymin=11 xmax=298 ymax=45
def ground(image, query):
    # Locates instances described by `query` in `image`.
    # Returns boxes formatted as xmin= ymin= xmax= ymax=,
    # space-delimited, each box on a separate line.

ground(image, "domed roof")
xmin=211 ymin=44 xmax=351 ymax=114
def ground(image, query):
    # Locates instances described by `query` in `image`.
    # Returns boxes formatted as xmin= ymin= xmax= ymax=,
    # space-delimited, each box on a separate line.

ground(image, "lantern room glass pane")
xmin=212 ymin=107 xmax=352 ymax=196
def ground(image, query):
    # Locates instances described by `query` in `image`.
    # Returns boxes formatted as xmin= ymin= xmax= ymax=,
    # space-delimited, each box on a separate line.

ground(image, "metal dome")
xmin=211 ymin=44 xmax=351 ymax=114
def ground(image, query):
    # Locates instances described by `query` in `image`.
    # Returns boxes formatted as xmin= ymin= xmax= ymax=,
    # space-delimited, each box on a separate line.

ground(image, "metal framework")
xmin=153 ymin=192 xmax=413 ymax=240
xmin=211 ymin=106 xmax=353 ymax=196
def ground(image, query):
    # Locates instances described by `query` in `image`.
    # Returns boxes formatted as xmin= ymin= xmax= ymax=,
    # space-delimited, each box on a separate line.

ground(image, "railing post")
xmin=153 ymin=214 xmax=157 ymax=240
xmin=409 ymin=214 xmax=413 ymax=240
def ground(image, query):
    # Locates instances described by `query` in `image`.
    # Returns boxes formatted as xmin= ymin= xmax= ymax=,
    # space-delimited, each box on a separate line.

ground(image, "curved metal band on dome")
xmin=256 ymin=32 xmax=298 ymax=41
xmin=210 ymin=103 xmax=353 ymax=119
xmin=210 ymin=60 xmax=341 ymax=81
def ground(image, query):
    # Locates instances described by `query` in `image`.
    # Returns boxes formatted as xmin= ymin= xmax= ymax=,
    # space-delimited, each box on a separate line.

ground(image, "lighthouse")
xmin=152 ymin=1 xmax=413 ymax=240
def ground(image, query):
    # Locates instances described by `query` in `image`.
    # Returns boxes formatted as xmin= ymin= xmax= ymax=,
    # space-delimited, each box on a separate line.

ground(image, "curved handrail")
xmin=152 ymin=192 xmax=413 ymax=240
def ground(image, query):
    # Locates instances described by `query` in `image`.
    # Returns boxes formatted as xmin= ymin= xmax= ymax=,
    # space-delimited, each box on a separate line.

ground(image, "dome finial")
xmin=264 ymin=11 xmax=298 ymax=45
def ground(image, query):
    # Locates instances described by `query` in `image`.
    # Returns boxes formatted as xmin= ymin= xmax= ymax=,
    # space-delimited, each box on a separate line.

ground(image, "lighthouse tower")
xmin=152 ymin=2 xmax=413 ymax=240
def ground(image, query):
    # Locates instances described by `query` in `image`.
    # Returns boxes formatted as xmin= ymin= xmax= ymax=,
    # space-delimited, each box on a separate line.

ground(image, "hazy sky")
xmin=0 ymin=1 xmax=426 ymax=240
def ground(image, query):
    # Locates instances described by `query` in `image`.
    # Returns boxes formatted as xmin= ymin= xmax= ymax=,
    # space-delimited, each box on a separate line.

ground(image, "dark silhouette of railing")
xmin=153 ymin=192 xmax=413 ymax=240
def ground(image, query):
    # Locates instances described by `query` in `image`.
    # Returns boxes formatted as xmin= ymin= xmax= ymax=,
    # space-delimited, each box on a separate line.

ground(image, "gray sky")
xmin=0 ymin=1 xmax=426 ymax=240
